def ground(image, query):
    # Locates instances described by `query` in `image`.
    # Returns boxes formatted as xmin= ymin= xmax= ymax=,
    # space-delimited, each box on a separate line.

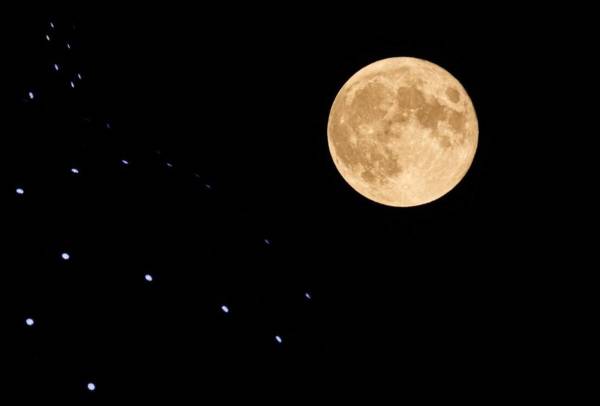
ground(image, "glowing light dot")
xmin=66 ymin=42 xmax=71 ymax=49
xmin=87 ymin=382 xmax=96 ymax=391
xmin=70 ymin=81 xmax=75 ymax=88
xmin=45 ymin=34 xmax=51 ymax=41
xmin=275 ymin=335 xmax=283 ymax=344
xmin=264 ymin=239 xmax=271 ymax=245
xmin=28 ymin=91 xmax=34 ymax=100
xmin=205 ymin=184 xmax=212 ymax=190
xmin=25 ymin=318 xmax=35 ymax=326
xmin=50 ymin=22 xmax=55 ymax=29
xmin=61 ymin=252 xmax=70 ymax=261
xmin=77 ymin=73 xmax=82 ymax=80
xmin=144 ymin=274 xmax=153 ymax=282
xmin=71 ymin=168 xmax=80 ymax=174
xmin=16 ymin=187 xmax=25 ymax=195
xmin=305 ymin=292 xmax=312 ymax=300
xmin=221 ymin=305 xmax=229 ymax=314
xmin=166 ymin=162 xmax=173 ymax=168
xmin=53 ymin=63 xmax=60 ymax=71
xmin=121 ymin=160 xmax=129 ymax=165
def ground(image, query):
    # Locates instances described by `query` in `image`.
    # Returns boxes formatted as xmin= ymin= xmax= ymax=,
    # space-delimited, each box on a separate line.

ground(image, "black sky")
xmin=2 ymin=6 xmax=579 ymax=403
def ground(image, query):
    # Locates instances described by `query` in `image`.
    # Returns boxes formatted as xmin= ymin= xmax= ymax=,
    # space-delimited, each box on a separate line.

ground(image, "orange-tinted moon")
xmin=327 ymin=57 xmax=478 ymax=207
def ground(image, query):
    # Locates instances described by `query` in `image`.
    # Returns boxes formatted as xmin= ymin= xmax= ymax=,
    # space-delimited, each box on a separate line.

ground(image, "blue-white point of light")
xmin=25 ymin=318 xmax=35 ymax=326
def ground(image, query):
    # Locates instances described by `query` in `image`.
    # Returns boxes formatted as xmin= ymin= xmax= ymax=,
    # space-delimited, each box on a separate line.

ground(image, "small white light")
xmin=61 ymin=252 xmax=70 ymax=261
xmin=205 ymin=184 xmax=212 ymax=190
xmin=25 ymin=318 xmax=35 ymax=326
xmin=106 ymin=122 xmax=111 ymax=129
xmin=221 ymin=305 xmax=229 ymax=314
xmin=77 ymin=73 xmax=83 ymax=80
xmin=71 ymin=168 xmax=80 ymax=174
xmin=121 ymin=159 xmax=129 ymax=165
xmin=264 ymin=239 xmax=271 ymax=245
xmin=144 ymin=274 xmax=153 ymax=282
xmin=50 ymin=22 xmax=55 ymax=29
xmin=166 ymin=162 xmax=173 ymax=168
xmin=54 ymin=63 xmax=60 ymax=71
xmin=275 ymin=335 xmax=283 ymax=344
xmin=70 ymin=81 xmax=75 ymax=88
xmin=66 ymin=42 xmax=71 ymax=49
xmin=28 ymin=91 xmax=34 ymax=100
xmin=87 ymin=382 xmax=96 ymax=391
xmin=304 ymin=292 xmax=312 ymax=300
xmin=45 ymin=34 xmax=51 ymax=41
xmin=16 ymin=187 xmax=25 ymax=195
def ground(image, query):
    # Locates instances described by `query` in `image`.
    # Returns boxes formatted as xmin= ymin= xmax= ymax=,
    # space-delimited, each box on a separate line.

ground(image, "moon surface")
xmin=327 ymin=57 xmax=478 ymax=207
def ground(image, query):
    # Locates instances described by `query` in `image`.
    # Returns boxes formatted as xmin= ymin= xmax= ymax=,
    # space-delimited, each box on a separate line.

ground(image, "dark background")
xmin=2 ymin=6 xmax=571 ymax=403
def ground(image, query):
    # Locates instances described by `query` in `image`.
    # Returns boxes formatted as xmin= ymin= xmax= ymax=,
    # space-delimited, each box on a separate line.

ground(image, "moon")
xmin=327 ymin=57 xmax=478 ymax=207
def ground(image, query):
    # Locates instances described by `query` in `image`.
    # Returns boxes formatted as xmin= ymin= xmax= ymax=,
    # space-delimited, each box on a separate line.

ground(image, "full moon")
xmin=327 ymin=57 xmax=478 ymax=207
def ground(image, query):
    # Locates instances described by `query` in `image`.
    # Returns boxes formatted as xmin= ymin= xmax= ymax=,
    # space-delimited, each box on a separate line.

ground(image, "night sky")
xmin=3 ymin=7 xmax=565 ymax=403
